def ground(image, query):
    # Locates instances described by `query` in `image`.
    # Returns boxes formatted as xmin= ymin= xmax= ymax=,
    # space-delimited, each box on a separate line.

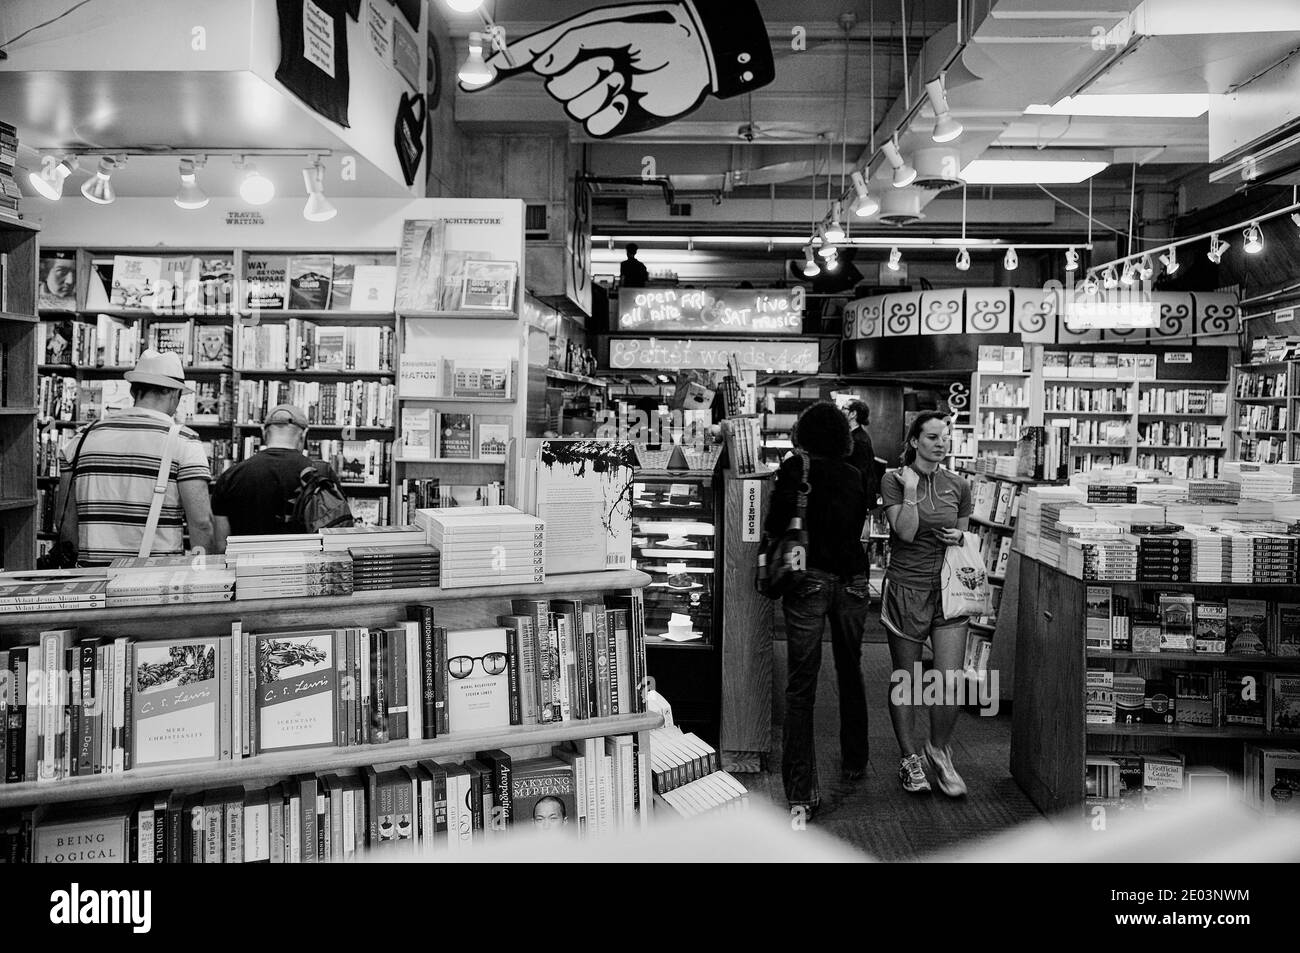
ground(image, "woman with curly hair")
xmin=765 ymin=401 xmax=870 ymax=820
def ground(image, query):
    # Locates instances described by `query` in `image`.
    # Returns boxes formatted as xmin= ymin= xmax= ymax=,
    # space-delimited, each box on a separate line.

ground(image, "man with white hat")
xmin=55 ymin=349 xmax=214 ymax=565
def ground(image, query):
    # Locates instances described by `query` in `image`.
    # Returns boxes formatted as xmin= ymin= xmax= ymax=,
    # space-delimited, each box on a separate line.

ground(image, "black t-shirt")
xmin=848 ymin=427 xmax=880 ymax=506
xmin=620 ymin=258 xmax=648 ymax=288
xmin=211 ymin=447 xmax=322 ymax=537
xmin=764 ymin=454 xmax=868 ymax=579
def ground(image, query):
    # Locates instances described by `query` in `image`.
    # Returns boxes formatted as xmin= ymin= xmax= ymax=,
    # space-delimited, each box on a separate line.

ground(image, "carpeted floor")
xmin=736 ymin=632 xmax=1043 ymax=862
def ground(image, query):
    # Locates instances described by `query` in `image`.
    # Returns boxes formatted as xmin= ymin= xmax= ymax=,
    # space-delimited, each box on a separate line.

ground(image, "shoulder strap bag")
xmin=755 ymin=450 xmax=810 ymax=599
xmin=138 ymin=423 xmax=183 ymax=558
xmin=37 ymin=422 xmax=98 ymax=570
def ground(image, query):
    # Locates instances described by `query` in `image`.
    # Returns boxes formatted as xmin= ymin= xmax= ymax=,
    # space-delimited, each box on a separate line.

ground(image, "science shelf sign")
xmin=616 ymin=288 xmax=804 ymax=334
xmin=610 ymin=337 xmax=820 ymax=373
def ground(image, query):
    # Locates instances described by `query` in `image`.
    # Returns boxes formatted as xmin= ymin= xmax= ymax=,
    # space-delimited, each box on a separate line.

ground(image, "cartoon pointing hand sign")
xmin=461 ymin=0 xmax=774 ymax=139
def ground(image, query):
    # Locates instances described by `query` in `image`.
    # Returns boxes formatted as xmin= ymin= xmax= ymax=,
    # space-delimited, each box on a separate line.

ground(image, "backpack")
xmin=286 ymin=464 xmax=355 ymax=532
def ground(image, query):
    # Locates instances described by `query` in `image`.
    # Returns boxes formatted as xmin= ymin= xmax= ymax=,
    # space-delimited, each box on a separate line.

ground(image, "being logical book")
xmin=256 ymin=630 xmax=337 ymax=753
xmin=395 ymin=219 xmax=447 ymax=313
xmin=132 ymin=638 xmax=222 ymax=768
xmin=32 ymin=808 xmax=131 ymax=864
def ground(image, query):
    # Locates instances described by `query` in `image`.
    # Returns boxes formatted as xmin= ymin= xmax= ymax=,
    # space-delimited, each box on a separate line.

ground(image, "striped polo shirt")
xmin=60 ymin=407 xmax=211 ymax=565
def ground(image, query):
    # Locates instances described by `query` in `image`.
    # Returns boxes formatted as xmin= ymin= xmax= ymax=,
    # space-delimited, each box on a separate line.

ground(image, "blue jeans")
xmin=781 ymin=568 xmax=871 ymax=807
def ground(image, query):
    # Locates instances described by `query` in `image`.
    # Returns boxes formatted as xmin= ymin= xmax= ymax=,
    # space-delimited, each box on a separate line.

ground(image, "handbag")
xmin=940 ymin=531 xmax=993 ymax=619
xmin=755 ymin=450 xmax=810 ymax=599
xmin=36 ymin=423 xmax=98 ymax=570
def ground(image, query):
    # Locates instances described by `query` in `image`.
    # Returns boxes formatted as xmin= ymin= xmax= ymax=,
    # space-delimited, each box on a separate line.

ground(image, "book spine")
xmin=359 ymin=629 xmax=372 ymax=744
xmin=205 ymin=800 xmax=223 ymax=864
xmin=23 ymin=646 xmax=39 ymax=783
xmin=594 ymin=609 xmax=612 ymax=719
xmin=417 ymin=608 xmax=437 ymax=737
xmin=349 ymin=628 xmax=363 ymax=746
xmin=227 ymin=797 xmax=244 ymax=864
xmin=122 ymin=642 xmax=134 ymax=771
xmin=334 ymin=629 xmax=348 ymax=748
xmin=505 ymin=623 xmax=521 ymax=726
xmin=299 ymin=776 xmax=317 ymax=864
xmin=435 ymin=626 xmax=449 ymax=736
xmin=246 ymin=629 xmax=257 ymax=755
xmin=39 ymin=631 xmax=61 ymax=782
xmin=5 ymin=651 xmax=22 ymax=782
xmin=606 ymin=609 xmax=622 ymax=717
xmin=388 ymin=627 xmax=408 ymax=741
xmin=219 ymin=635 xmax=232 ymax=761
xmin=63 ymin=648 xmax=78 ymax=778
xmin=404 ymin=622 xmax=421 ymax=742
xmin=77 ymin=642 xmax=96 ymax=775
xmin=232 ymin=623 xmax=244 ymax=759
xmin=112 ymin=637 xmax=126 ymax=773
xmin=370 ymin=628 xmax=388 ymax=743
xmin=95 ymin=644 xmax=108 ymax=774
xmin=554 ymin=614 xmax=572 ymax=722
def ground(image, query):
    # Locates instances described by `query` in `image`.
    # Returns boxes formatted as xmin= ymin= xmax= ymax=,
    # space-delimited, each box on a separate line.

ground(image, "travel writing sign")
xmin=617 ymin=288 xmax=804 ymax=334
xmin=610 ymin=337 xmax=819 ymax=373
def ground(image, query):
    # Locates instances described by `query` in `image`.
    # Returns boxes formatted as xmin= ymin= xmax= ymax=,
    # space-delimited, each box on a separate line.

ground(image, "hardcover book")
xmin=475 ymin=418 xmax=510 ymax=462
xmin=436 ymin=412 xmax=473 ymax=459
xmin=459 ymin=259 xmax=517 ymax=312
xmin=256 ymin=630 xmax=337 ymax=753
xmin=395 ymin=219 xmax=447 ymax=313
xmin=132 ymin=638 xmax=221 ymax=767
xmin=445 ymin=628 xmax=511 ymax=732
xmin=349 ymin=264 xmax=397 ymax=311
xmin=329 ymin=254 xmax=386 ymax=311
xmin=245 ymin=255 xmax=288 ymax=310
xmin=33 ymin=808 xmax=131 ymax=863
xmin=401 ymin=407 xmax=433 ymax=461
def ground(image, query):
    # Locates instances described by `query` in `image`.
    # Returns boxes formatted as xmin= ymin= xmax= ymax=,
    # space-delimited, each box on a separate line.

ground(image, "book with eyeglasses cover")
xmin=445 ymin=628 xmax=512 ymax=732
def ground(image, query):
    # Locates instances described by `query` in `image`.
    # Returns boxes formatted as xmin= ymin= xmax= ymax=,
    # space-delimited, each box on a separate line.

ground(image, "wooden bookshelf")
xmin=0 ymin=217 xmax=39 ymax=569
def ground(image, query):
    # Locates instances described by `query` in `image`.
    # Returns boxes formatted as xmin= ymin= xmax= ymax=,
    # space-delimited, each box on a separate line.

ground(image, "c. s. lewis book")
xmin=510 ymin=756 xmax=577 ymax=836
xmin=445 ymin=628 xmax=511 ymax=732
xmin=132 ymin=638 xmax=222 ymax=767
xmin=256 ymin=630 xmax=337 ymax=752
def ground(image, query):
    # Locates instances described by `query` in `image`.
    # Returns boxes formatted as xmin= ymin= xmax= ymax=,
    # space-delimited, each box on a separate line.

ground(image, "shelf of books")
xmin=1232 ymin=336 xmax=1297 ymax=463
xmin=0 ymin=561 xmax=668 ymax=857
xmin=0 ymin=203 xmax=39 ymax=570
xmin=1009 ymin=465 xmax=1300 ymax=819
xmin=1040 ymin=345 xmax=1233 ymax=479
xmin=970 ymin=346 xmax=1035 ymax=463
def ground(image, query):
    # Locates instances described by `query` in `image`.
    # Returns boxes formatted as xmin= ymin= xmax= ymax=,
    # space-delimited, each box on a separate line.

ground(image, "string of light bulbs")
xmin=26 ymin=150 xmax=340 ymax=222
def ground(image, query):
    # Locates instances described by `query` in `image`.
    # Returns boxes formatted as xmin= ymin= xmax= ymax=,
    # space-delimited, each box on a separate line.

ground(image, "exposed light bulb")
xmin=1243 ymin=221 xmax=1263 ymax=254
xmin=302 ymin=161 xmax=338 ymax=222
xmin=850 ymin=171 xmax=879 ymax=217
xmin=28 ymin=155 xmax=78 ymax=200
xmin=824 ymin=204 xmax=845 ymax=243
xmin=881 ymin=138 xmax=917 ymax=189
xmin=1139 ymin=254 xmax=1154 ymax=279
xmin=174 ymin=157 xmax=209 ymax=209
xmin=1065 ymin=247 xmax=1079 ymax=272
xmin=459 ymin=32 xmax=493 ymax=87
xmin=238 ymin=161 xmax=275 ymax=205
xmin=1081 ymin=273 xmax=1099 ymax=295
xmin=887 ymin=247 xmax=902 ymax=271
xmin=1159 ymin=248 xmax=1179 ymax=275
xmin=445 ymin=0 xmax=484 ymax=11
xmin=955 ymin=248 xmax=971 ymax=271
xmin=80 ymin=156 xmax=117 ymax=205
xmin=1207 ymin=234 xmax=1229 ymax=264
xmin=924 ymin=77 xmax=963 ymax=143
xmin=824 ymin=250 xmax=840 ymax=272
xmin=1003 ymin=246 xmax=1018 ymax=271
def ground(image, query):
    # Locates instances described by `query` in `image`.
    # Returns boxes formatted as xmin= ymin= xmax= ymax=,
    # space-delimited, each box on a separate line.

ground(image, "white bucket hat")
xmin=124 ymin=349 xmax=194 ymax=394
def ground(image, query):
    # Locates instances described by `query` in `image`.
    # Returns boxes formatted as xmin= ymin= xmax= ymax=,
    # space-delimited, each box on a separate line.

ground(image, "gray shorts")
xmin=880 ymin=579 xmax=968 ymax=645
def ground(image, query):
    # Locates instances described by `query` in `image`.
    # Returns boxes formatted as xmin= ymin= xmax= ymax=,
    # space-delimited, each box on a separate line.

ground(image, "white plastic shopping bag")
xmin=941 ymin=531 xmax=993 ymax=619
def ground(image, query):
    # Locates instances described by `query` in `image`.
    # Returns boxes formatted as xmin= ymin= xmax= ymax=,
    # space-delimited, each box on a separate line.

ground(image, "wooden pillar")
xmin=719 ymin=469 xmax=775 ymax=772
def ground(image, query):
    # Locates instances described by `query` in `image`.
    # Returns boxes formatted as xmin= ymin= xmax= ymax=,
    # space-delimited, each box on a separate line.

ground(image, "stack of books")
xmin=649 ymin=725 xmax=749 ymax=817
xmin=1187 ymin=479 xmax=1241 ymax=503
xmin=105 ymin=555 xmax=236 ymax=607
xmin=1136 ymin=534 xmax=1194 ymax=583
xmin=348 ymin=545 xmax=439 ymax=591
xmin=0 ymin=120 xmax=20 ymax=226
xmin=233 ymin=551 xmax=354 ymax=599
xmin=0 ymin=578 xmax=107 ymax=613
xmin=1066 ymin=537 xmax=1139 ymax=581
xmin=321 ymin=524 xmax=424 ymax=550
xmin=415 ymin=506 xmax=545 ymax=589
xmin=1222 ymin=462 xmax=1300 ymax=499
xmin=225 ymin=533 xmax=323 ymax=557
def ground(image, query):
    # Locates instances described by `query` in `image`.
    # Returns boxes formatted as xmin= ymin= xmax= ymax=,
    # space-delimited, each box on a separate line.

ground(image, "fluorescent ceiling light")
xmin=1025 ymin=94 xmax=1212 ymax=118
xmin=961 ymin=159 xmax=1108 ymax=184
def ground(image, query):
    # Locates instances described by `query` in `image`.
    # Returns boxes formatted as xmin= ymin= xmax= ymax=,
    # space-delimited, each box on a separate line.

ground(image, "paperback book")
xmin=256 ymin=630 xmax=338 ymax=753
xmin=132 ymin=638 xmax=221 ymax=767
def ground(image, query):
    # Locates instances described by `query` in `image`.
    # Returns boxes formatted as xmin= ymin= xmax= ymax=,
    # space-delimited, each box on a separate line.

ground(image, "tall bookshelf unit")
xmin=0 ymin=218 xmax=38 ymax=570
xmin=35 ymin=245 xmax=400 ymax=537
xmin=0 ymin=570 xmax=661 ymax=857
xmin=1232 ymin=359 xmax=1294 ymax=464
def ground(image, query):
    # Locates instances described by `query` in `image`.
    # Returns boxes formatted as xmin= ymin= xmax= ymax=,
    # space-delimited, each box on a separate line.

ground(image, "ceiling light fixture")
xmin=1291 ymin=212 xmax=1300 ymax=229
xmin=80 ymin=156 xmax=119 ymax=205
xmin=824 ymin=249 xmax=841 ymax=272
xmin=961 ymin=159 xmax=1109 ymax=184
xmin=1207 ymin=234 xmax=1229 ymax=264
xmin=825 ymin=203 xmax=846 ymax=243
xmin=955 ymin=248 xmax=970 ymax=271
xmin=459 ymin=32 xmax=493 ymax=87
xmin=1081 ymin=273 xmax=1099 ymax=296
xmin=1120 ymin=262 xmax=1138 ymax=285
xmin=28 ymin=155 xmax=79 ymax=200
xmin=445 ymin=0 xmax=484 ymax=11
xmin=887 ymin=247 xmax=902 ymax=271
xmin=1024 ymin=94 xmax=1212 ymax=118
xmin=1243 ymin=221 xmax=1264 ymax=254
xmin=881 ymin=137 xmax=916 ymax=189
xmin=1159 ymin=247 xmax=1179 ymax=275
xmin=802 ymin=245 xmax=821 ymax=277
xmin=850 ymin=171 xmax=879 ymax=218
xmin=173 ymin=157 xmax=209 ymax=209
xmin=1138 ymin=254 xmax=1154 ymax=279
xmin=924 ymin=75 xmax=963 ymax=143
xmin=302 ymin=159 xmax=338 ymax=222
xmin=1103 ymin=266 xmax=1119 ymax=289
xmin=238 ymin=159 xmax=275 ymax=205
xmin=1065 ymin=247 xmax=1079 ymax=272
xmin=1003 ymin=247 xmax=1018 ymax=271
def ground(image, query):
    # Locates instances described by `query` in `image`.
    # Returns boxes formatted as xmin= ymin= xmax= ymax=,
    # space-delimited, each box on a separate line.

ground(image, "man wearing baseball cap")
xmin=55 ymin=349 xmax=215 ymax=564
xmin=211 ymin=402 xmax=342 ymax=547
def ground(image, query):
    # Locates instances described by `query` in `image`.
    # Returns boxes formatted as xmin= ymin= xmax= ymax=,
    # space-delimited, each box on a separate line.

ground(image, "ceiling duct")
xmin=910 ymin=147 xmax=965 ymax=191
xmin=877 ymin=187 xmax=926 ymax=226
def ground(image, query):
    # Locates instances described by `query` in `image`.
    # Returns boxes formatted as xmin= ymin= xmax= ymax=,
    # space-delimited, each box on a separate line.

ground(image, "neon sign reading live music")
xmin=616 ymin=288 xmax=804 ymax=334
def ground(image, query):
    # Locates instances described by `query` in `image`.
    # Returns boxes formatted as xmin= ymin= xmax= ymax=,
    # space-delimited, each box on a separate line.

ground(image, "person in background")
xmin=619 ymin=242 xmax=649 ymax=288
xmin=765 ymin=402 xmax=870 ymax=820
xmin=211 ymin=403 xmax=337 ymax=549
xmin=844 ymin=399 xmax=881 ymax=510
xmin=56 ymin=349 xmax=214 ymax=565
xmin=879 ymin=411 xmax=972 ymax=798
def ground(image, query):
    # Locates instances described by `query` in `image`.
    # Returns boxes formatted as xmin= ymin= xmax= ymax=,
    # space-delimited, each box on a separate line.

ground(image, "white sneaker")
xmin=898 ymin=754 xmax=931 ymax=794
xmin=924 ymin=741 xmax=968 ymax=797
